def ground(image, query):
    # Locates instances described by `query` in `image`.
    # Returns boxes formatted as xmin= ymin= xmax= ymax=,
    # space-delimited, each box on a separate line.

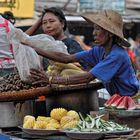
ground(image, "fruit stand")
xmin=0 ymin=72 xmax=140 ymax=139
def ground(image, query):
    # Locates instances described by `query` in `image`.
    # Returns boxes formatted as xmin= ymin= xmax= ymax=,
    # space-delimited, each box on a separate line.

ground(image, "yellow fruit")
xmin=36 ymin=116 xmax=51 ymax=123
xmin=46 ymin=123 xmax=60 ymax=129
xmin=50 ymin=108 xmax=68 ymax=121
xmin=23 ymin=118 xmax=35 ymax=129
xmin=49 ymin=118 xmax=59 ymax=124
xmin=67 ymin=110 xmax=80 ymax=121
xmin=33 ymin=121 xmax=47 ymax=129
xmin=62 ymin=120 xmax=79 ymax=129
xmin=23 ymin=115 xmax=35 ymax=124
xmin=55 ymin=63 xmax=83 ymax=71
xmin=47 ymin=65 xmax=54 ymax=71
xmin=60 ymin=69 xmax=85 ymax=77
xmin=46 ymin=126 xmax=56 ymax=130
xmin=47 ymin=69 xmax=61 ymax=76
xmin=60 ymin=116 xmax=73 ymax=127
xmin=48 ymin=63 xmax=63 ymax=71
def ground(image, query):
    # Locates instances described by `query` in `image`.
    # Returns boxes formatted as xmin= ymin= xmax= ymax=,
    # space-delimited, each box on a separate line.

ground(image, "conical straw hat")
xmin=82 ymin=10 xmax=130 ymax=47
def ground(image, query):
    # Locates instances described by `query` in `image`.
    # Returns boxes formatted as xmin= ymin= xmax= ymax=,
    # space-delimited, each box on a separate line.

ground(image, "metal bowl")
xmin=19 ymin=126 xmax=61 ymax=136
xmin=63 ymin=131 xmax=103 ymax=140
xmin=104 ymin=109 xmax=140 ymax=118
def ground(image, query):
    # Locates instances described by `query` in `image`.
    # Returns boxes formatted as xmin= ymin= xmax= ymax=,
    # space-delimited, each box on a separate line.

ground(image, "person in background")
xmin=133 ymin=34 xmax=140 ymax=66
xmin=126 ymin=47 xmax=140 ymax=80
xmin=0 ymin=11 xmax=16 ymax=77
xmin=28 ymin=10 xmax=139 ymax=97
xmin=74 ymin=35 xmax=92 ymax=50
xmin=2 ymin=11 xmax=16 ymax=25
xmin=25 ymin=7 xmax=83 ymax=70
xmin=128 ymin=35 xmax=140 ymax=80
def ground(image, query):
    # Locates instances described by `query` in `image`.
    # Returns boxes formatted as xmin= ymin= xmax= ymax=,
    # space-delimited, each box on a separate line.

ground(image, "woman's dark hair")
xmin=42 ymin=7 xmax=67 ymax=31
xmin=1 ymin=11 xmax=16 ymax=24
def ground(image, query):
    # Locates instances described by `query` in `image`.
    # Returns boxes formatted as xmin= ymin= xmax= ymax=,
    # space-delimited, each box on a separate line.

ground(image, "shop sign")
xmin=0 ymin=0 xmax=16 ymax=9
xmin=0 ymin=0 xmax=34 ymax=18
xmin=80 ymin=0 xmax=125 ymax=13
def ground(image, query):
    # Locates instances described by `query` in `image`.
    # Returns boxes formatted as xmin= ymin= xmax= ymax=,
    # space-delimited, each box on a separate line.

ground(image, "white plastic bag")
xmin=9 ymin=29 xmax=41 ymax=81
xmin=0 ymin=15 xmax=15 ymax=69
xmin=8 ymin=28 xmax=69 ymax=81
xmin=9 ymin=28 xmax=68 ymax=55
xmin=12 ymin=42 xmax=41 ymax=81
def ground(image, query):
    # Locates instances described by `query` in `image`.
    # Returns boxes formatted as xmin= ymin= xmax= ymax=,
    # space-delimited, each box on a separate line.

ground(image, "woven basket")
xmin=0 ymin=86 xmax=51 ymax=102
xmin=52 ymin=81 xmax=103 ymax=91
xmin=0 ymin=81 xmax=103 ymax=102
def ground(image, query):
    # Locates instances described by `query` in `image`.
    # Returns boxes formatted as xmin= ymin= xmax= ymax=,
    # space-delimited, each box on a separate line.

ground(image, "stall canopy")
xmin=14 ymin=0 xmax=140 ymax=27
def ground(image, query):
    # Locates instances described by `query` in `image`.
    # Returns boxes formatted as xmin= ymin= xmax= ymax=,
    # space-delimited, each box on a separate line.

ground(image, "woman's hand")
xmin=30 ymin=68 xmax=49 ymax=85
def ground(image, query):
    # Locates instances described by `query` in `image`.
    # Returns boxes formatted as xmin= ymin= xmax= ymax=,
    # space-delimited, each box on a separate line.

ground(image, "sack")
xmin=9 ymin=29 xmax=41 ymax=81
xmin=13 ymin=43 xmax=41 ymax=81
xmin=0 ymin=15 xmax=15 ymax=69
xmin=24 ymin=33 xmax=69 ymax=65
xmin=9 ymin=28 xmax=68 ymax=55
xmin=8 ymin=28 xmax=69 ymax=81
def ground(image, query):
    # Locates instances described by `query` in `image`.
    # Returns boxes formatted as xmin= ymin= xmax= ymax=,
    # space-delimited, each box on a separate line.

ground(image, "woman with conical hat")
xmin=29 ymin=10 xmax=139 ymax=96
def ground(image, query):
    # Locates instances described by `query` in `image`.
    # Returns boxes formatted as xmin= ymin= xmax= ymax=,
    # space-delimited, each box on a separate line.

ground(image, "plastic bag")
xmin=0 ymin=15 xmax=15 ymax=69
xmin=8 ymin=28 xmax=69 ymax=81
xmin=13 ymin=43 xmax=41 ymax=81
xmin=24 ymin=33 xmax=69 ymax=65
xmin=9 ymin=28 xmax=68 ymax=54
xmin=9 ymin=29 xmax=42 ymax=81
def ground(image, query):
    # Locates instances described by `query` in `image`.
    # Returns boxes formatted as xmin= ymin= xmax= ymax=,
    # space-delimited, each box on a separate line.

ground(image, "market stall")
xmin=0 ymin=73 xmax=139 ymax=139
xmin=0 ymin=10 xmax=140 ymax=140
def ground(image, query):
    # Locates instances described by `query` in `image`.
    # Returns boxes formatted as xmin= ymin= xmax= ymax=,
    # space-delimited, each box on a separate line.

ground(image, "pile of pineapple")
xmin=23 ymin=108 xmax=80 ymax=130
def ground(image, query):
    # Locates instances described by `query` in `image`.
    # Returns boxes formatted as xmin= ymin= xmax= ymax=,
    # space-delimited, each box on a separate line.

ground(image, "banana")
xmin=47 ymin=62 xmax=85 ymax=76
xmin=60 ymin=69 xmax=85 ymax=77
xmin=55 ymin=63 xmax=83 ymax=71
xmin=47 ymin=69 xmax=61 ymax=76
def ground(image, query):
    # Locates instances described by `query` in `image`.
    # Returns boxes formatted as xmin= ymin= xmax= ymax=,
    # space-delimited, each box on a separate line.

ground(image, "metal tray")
xmin=19 ymin=126 xmax=61 ymax=136
xmin=104 ymin=108 xmax=140 ymax=118
xmin=62 ymin=129 xmax=134 ymax=140
xmin=105 ymin=129 xmax=134 ymax=135
xmin=62 ymin=130 xmax=103 ymax=140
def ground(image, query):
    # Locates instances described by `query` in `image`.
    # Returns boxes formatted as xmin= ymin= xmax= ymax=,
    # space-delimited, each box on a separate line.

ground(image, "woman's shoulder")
xmin=62 ymin=38 xmax=78 ymax=45
xmin=62 ymin=37 xmax=83 ymax=54
xmin=111 ymin=45 xmax=129 ymax=59
xmin=113 ymin=45 xmax=126 ymax=54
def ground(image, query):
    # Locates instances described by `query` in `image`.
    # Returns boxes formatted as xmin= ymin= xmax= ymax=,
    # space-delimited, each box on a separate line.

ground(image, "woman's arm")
xmin=25 ymin=18 xmax=42 ymax=35
xmin=30 ymin=69 xmax=95 ymax=85
xmin=52 ymin=71 xmax=95 ymax=85
xmin=29 ymin=45 xmax=76 ymax=63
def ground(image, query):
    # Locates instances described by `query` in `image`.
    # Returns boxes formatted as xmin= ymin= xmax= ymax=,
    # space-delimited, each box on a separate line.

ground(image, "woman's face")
xmin=93 ymin=24 xmax=112 ymax=46
xmin=42 ymin=12 xmax=64 ymax=39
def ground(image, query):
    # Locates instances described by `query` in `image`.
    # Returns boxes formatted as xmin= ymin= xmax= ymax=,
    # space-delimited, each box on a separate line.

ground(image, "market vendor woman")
xmin=29 ymin=10 xmax=139 ymax=96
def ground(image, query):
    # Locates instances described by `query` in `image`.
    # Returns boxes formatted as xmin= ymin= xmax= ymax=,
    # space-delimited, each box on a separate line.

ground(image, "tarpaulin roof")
xmin=15 ymin=0 xmax=140 ymax=27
